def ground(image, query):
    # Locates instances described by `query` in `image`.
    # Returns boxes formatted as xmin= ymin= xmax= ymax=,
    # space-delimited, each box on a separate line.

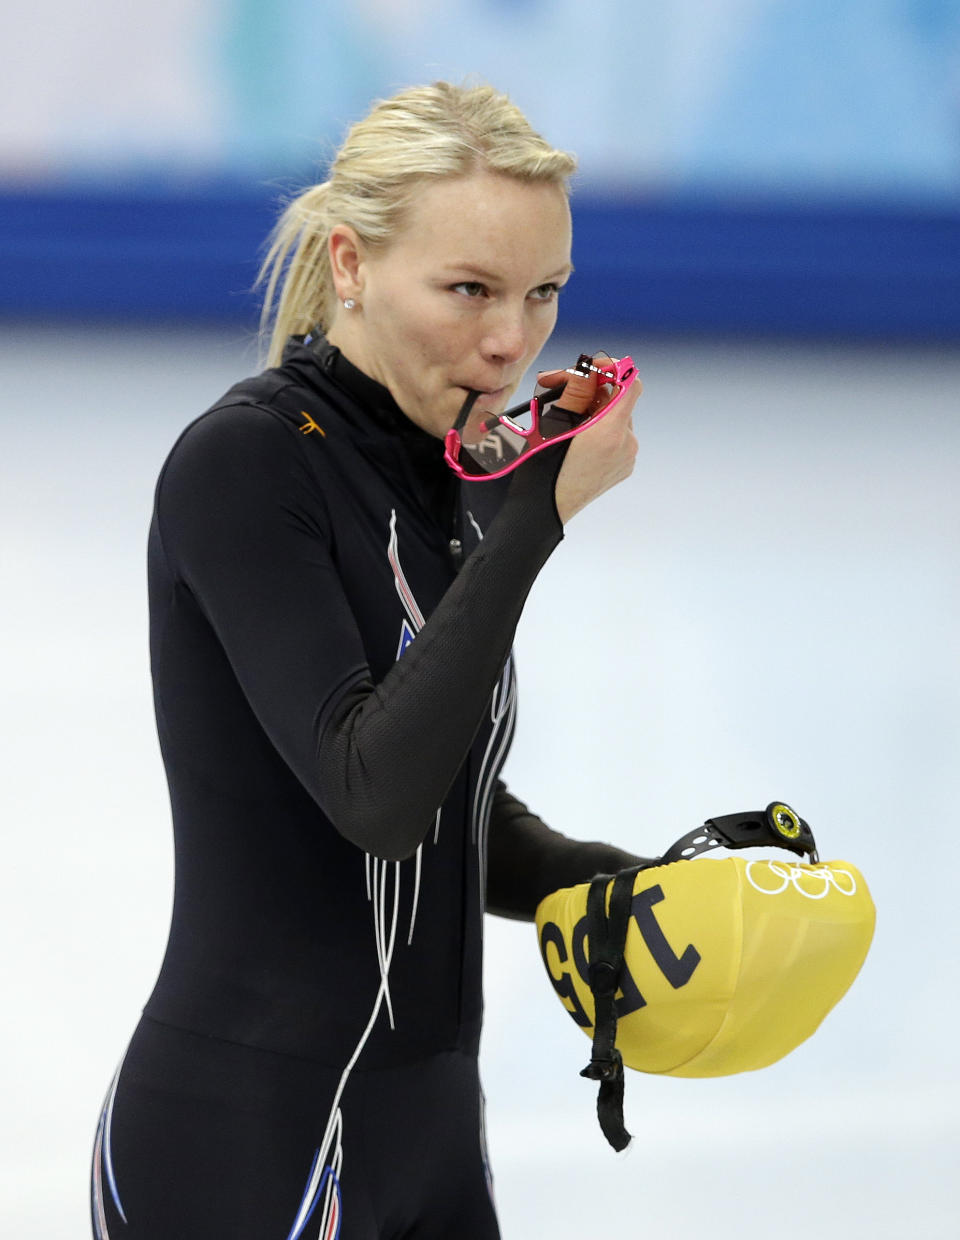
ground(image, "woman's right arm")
xmin=156 ymin=374 xmax=639 ymax=862
xmin=155 ymin=405 xmax=564 ymax=861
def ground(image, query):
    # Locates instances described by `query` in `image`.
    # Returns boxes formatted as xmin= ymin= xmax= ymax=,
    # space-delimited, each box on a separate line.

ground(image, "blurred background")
xmin=2 ymin=2 xmax=959 ymax=1237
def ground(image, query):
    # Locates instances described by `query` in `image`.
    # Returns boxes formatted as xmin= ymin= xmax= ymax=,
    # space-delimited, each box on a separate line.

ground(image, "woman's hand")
xmin=537 ymin=364 xmax=642 ymax=524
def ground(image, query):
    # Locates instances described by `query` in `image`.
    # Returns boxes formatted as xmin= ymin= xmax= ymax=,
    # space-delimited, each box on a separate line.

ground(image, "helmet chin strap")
xmin=579 ymin=863 xmax=645 ymax=1152
xmin=580 ymin=802 xmax=818 ymax=1151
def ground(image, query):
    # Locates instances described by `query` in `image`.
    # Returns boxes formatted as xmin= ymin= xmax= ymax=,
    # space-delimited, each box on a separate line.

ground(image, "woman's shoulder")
xmin=159 ymin=366 xmax=335 ymax=482
xmin=153 ymin=377 xmax=340 ymax=536
xmin=174 ymin=368 xmax=308 ymax=447
xmin=169 ymin=399 xmax=290 ymax=460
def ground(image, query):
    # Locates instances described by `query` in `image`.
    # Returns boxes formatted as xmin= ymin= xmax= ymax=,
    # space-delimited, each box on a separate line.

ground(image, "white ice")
xmin=1 ymin=324 xmax=957 ymax=1238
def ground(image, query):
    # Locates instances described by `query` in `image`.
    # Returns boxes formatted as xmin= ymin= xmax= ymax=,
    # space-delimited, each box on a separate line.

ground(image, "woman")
xmin=92 ymin=81 xmax=644 ymax=1240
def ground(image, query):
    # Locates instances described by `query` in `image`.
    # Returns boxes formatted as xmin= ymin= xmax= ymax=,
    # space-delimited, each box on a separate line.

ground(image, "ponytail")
xmin=257 ymin=183 xmax=333 ymax=368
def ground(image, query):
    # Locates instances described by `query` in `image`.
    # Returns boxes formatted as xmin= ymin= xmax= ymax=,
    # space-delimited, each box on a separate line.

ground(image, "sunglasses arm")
xmin=451 ymin=388 xmax=482 ymax=434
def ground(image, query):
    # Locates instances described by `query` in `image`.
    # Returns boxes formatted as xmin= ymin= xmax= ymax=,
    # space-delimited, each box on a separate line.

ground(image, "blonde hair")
xmin=256 ymin=81 xmax=577 ymax=367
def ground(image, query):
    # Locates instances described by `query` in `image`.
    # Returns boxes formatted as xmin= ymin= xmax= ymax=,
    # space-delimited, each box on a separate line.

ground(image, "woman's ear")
xmin=328 ymin=225 xmax=365 ymax=302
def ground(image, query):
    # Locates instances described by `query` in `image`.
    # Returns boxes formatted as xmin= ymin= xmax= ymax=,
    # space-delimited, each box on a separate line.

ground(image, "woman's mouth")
xmin=460 ymin=384 xmax=509 ymax=409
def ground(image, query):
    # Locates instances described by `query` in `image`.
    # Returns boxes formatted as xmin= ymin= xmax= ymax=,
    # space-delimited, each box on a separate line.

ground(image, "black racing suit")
xmin=91 ymin=336 xmax=641 ymax=1240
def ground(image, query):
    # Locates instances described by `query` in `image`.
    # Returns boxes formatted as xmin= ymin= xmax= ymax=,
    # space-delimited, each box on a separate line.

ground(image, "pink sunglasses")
xmin=443 ymin=351 xmax=638 ymax=481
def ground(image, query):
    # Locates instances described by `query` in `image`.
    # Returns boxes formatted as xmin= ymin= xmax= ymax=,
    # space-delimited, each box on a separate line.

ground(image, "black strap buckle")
xmin=660 ymin=801 xmax=818 ymax=866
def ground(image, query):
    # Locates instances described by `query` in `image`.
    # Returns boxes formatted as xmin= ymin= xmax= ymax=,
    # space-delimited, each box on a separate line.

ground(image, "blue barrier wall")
xmin=3 ymin=188 xmax=957 ymax=339
xmin=5 ymin=3 xmax=959 ymax=339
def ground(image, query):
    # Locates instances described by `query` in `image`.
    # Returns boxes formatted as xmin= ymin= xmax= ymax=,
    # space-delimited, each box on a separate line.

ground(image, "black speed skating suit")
xmin=91 ymin=336 xmax=639 ymax=1240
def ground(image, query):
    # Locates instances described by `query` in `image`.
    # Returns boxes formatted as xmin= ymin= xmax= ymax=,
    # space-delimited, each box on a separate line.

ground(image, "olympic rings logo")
xmin=745 ymin=860 xmax=857 ymax=900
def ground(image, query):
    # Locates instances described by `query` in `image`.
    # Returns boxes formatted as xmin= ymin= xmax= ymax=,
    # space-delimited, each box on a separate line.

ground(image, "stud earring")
xmin=343 ymin=298 xmax=357 ymax=310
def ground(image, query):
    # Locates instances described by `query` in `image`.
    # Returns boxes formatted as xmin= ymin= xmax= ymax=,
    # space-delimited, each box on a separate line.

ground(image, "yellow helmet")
xmin=535 ymin=804 xmax=875 ymax=1149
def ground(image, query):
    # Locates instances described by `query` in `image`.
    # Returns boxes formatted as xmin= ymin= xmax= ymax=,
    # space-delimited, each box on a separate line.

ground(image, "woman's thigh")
xmin=91 ymin=1020 xmax=498 ymax=1240
xmin=357 ymin=1050 xmax=500 ymax=1240
xmin=91 ymin=1018 xmax=375 ymax=1240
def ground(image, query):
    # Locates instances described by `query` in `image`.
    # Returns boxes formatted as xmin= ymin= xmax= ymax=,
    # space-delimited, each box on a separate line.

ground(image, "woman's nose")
xmin=479 ymin=305 xmax=528 ymax=365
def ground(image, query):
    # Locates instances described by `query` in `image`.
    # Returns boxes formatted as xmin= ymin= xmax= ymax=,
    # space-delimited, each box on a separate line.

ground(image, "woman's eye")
xmin=452 ymin=281 xmax=487 ymax=298
xmin=529 ymin=283 xmax=561 ymax=301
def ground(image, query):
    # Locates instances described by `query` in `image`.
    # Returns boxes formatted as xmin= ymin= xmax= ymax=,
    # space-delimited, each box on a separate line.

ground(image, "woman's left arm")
xmin=484 ymin=781 xmax=652 ymax=921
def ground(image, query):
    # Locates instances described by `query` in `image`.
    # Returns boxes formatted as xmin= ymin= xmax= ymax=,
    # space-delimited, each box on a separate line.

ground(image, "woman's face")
xmin=327 ymin=169 xmax=573 ymax=438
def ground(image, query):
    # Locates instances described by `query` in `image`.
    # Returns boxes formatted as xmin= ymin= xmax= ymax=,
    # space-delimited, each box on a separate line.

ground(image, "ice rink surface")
xmin=2 ymin=323 xmax=958 ymax=1238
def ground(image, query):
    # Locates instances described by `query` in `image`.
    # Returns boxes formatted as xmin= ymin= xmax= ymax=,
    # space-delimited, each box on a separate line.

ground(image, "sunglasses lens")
xmin=454 ymin=399 xmax=530 ymax=476
xmin=533 ymin=395 xmax=587 ymax=441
